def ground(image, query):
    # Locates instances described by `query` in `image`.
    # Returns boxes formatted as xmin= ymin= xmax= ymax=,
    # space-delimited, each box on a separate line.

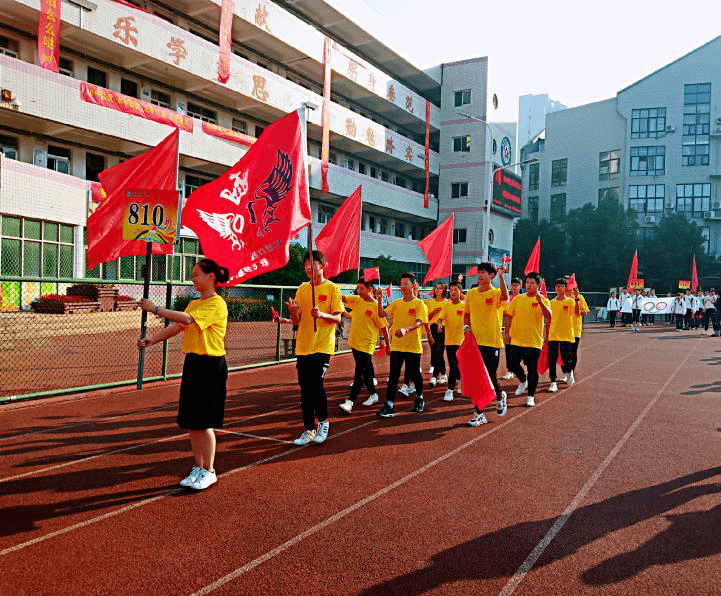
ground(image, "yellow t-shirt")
xmin=464 ymin=287 xmax=505 ymax=348
xmin=295 ymin=280 xmax=342 ymax=356
xmin=441 ymin=300 xmax=466 ymax=346
xmin=387 ymin=297 xmax=428 ymax=354
xmin=572 ymin=294 xmax=589 ymax=338
xmin=424 ymin=297 xmax=447 ymax=325
xmin=344 ymin=295 xmax=386 ymax=355
xmin=506 ymin=293 xmax=550 ymax=350
xmin=549 ymin=297 xmax=576 ymax=343
xmin=181 ymin=294 xmax=228 ymax=356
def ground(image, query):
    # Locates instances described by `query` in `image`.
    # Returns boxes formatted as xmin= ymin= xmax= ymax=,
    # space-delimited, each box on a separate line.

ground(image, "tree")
xmin=248 ymin=242 xmax=306 ymax=286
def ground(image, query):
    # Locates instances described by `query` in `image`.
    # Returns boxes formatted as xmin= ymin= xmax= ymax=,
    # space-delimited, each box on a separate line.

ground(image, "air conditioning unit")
xmin=713 ymin=201 xmax=721 ymax=209
xmin=703 ymin=211 xmax=713 ymax=219
xmin=712 ymin=128 xmax=721 ymax=137
xmin=715 ymin=117 xmax=721 ymax=125
xmin=644 ymin=215 xmax=655 ymax=224
xmin=665 ymin=125 xmax=675 ymax=132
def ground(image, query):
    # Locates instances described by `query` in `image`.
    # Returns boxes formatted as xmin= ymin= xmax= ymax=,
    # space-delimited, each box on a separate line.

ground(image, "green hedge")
xmin=172 ymin=295 xmax=289 ymax=322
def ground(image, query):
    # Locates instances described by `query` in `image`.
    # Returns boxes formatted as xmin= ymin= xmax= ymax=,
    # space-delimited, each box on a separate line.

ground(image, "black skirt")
xmin=177 ymin=353 xmax=228 ymax=430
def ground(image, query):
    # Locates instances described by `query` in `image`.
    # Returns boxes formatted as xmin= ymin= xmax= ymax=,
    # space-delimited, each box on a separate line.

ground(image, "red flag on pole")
xmin=86 ymin=129 xmax=178 ymax=270
xmin=457 ymin=332 xmax=496 ymax=410
xmin=524 ymin=238 xmax=541 ymax=275
xmin=271 ymin=306 xmax=279 ymax=322
xmin=539 ymin=278 xmax=548 ymax=298
xmin=385 ymin=283 xmax=392 ymax=299
xmin=567 ymin=273 xmax=578 ymax=290
xmin=315 ymin=186 xmax=362 ymax=279
xmin=364 ymin=267 xmax=380 ymax=282
xmin=467 ymin=266 xmax=478 ymax=275
xmin=691 ymin=255 xmax=698 ymax=292
xmin=182 ymin=109 xmax=312 ymax=285
xmin=419 ymin=213 xmax=454 ymax=285
xmin=627 ymin=250 xmax=638 ymax=290
xmin=538 ymin=343 xmax=549 ymax=375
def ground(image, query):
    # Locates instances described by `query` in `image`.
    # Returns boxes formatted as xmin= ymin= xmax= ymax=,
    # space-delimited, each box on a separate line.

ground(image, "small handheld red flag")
xmin=467 ymin=266 xmax=478 ymax=276
xmin=524 ymin=238 xmax=541 ymax=275
xmin=419 ymin=213 xmax=454 ymax=285
xmin=271 ymin=306 xmax=279 ymax=322
xmin=627 ymin=250 xmax=638 ymax=290
xmin=386 ymin=283 xmax=392 ymax=299
xmin=457 ymin=332 xmax=496 ymax=410
xmin=538 ymin=342 xmax=549 ymax=375
xmin=315 ymin=185 xmax=362 ymax=278
xmin=501 ymin=255 xmax=512 ymax=264
xmin=539 ymin=278 xmax=548 ymax=298
xmin=378 ymin=343 xmax=387 ymax=357
xmin=567 ymin=273 xmax=578 ymax=290
xmin=364 ymin=266 xmax=380 ymax=282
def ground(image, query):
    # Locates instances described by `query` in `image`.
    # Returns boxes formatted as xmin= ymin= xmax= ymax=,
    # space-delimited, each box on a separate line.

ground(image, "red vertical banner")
xmin=218 ymin=0 xmax=234 ymax=83
xmin=424 ymin=100 xmax=430 ymax=208
xmin=38 ymin=0 xmax=61 ymax=73
xmin=321 ymin=37 xmax=332 ymax=193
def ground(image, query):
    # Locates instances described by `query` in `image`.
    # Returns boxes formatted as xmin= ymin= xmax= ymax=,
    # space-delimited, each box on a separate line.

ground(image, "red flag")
xmin=218 ymin=0 xmax=234 ymax=83
xmin=425 ymin=289 xmax=434 ymax=297
xmin=627 ymin=250 xmax=638 ymax=290
xmin=86 ymin=129 xmax=178 ymax=270
xmin=691 ymin=255 xmax=698 ymax=292
xmin=182 ymin=109 xmax=311 ymax=285
xmin=378 ymin=343 xmax=387 ymax=357
xmin=385 ymin=283 xmax=392 ymax=299
xmin=419 ymin=213 xmax=454 ymax=285
xmin=315 ymin=186 xmax=362 ymax=278
xmin=539 ymin=278 xmax=548 ymax=298
xmin=501 ymin=255 xmax=512 ymax=264
xmin=271 ymin=306 xmax=279 ymax=321
xmin=38 ymin=0 xmax=61 ymax=73
xmin=457 ymin=333 xmax=496 ymax=410
xmin=424 ymin=100 xmax=430 ymax=209
xmin=538 ymin=342 xmax=549 ymax=375
xmin=524 ymin=238 xmax=540 ymax=275
xmin=567 ymin=273 xmax=578 ymax=290
xmin=364 ymin=267 xmax=380 ymax=282
xmin=467 ymin=266 xmax=478 ymax=275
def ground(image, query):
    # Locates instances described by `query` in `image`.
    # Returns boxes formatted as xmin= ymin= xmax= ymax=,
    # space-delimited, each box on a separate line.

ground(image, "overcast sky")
xmin=358 ymin=0 xmax=720 ymax=123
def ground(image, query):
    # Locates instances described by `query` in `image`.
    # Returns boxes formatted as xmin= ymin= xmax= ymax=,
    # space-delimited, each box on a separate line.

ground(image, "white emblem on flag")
xmin=197 ymin=210 xmax=245 ymax=251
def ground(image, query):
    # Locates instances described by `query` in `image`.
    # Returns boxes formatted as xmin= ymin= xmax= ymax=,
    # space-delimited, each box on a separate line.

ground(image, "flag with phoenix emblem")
xmin=182 ymin=109 xmax=311 ymax=285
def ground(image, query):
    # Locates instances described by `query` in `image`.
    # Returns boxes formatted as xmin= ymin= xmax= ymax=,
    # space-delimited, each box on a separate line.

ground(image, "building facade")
xmin=517 ymin=93 xmax=566 ymax=164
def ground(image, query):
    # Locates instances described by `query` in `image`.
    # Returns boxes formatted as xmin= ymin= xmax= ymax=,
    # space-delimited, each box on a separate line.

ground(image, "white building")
xmin=520 ymin=36 xmax=721 ymax=258
xmin=0 ymin=0 xmax=510 ymax=306
xmin=517 ymin=93 xmax=566 ymax=164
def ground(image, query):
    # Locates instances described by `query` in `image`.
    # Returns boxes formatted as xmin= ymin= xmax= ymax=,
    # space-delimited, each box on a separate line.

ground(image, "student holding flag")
xmin=438 ymin=281 xmax=466 ymax=401
xmin=568 ymin=277 xmax=589 ymax=377
xmin=547 ymin=278 xmax=580 ymax=392
xmin=286 ymin=250 xmax=343 ymax=445
xmin=399 ymin=280 xmax=433 ymax=397
xmin=425 ymin=282 xmax=448 ymax=387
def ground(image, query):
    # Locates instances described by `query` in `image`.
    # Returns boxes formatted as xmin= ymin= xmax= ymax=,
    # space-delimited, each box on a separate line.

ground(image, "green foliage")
xmin=374 ymin=255 xmax=408 ymax=285
xmin=172 ymin=294 xmax=289 ymax=322
xmin=248 ymin=242 xmax=307 ymax=287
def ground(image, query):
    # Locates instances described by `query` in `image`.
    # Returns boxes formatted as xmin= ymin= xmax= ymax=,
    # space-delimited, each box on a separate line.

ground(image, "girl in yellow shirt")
xmin=437 ymin=281 xmax=465 ymax=401
xmin=424 ymin=282 xmax=448 ymax=387
xmin=138 ymin=258 xmax=229 ymax=491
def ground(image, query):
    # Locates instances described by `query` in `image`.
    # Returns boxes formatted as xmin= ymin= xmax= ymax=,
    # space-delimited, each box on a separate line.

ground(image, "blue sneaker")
xmin=377 ymin=403 xmax=395 ymax=418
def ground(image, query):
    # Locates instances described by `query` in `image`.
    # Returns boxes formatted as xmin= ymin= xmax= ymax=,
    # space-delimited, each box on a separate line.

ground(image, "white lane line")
xmin=192 ymin=339 xmax=656 ymax=594
xmin=595 ymin=377 xmax=663 ymax=385
xmin=216 ymin=430 xmax=293 ymax=444
xmin=498 ymin=338 xmax=701 ymax=596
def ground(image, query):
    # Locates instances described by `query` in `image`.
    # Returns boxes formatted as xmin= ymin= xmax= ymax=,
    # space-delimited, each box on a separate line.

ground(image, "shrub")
xmin=66 ymin=283 xmax=100 ymax=301
xmin=38 ymin=294 xmax=91 ymax=303
xmin=116 ymin=295 xmax=136 ymax=302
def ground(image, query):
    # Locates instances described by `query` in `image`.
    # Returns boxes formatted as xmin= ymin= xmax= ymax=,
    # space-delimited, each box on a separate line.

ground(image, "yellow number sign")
xmin=123 ymin=189 xmax=180 ymax=244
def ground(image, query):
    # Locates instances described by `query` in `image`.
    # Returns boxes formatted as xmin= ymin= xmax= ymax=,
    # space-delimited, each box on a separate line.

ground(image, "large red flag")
xmin=524 ymin=237 xmax=540 ymax=275
xmin=419 ymin=213 xmax=454 ymax=285
xmin=627 ymin=250 xmax=638 ymax=289
xmin=691 ymin=255 xmax=698 ymax=292
xmin=182 ymin=109 xmax=311 ymax=285
xmin=457 ymin=332 xmax=496 ymax=410
xmin=86 ymin=129 xmax=178 ymax=270
xmin=315 ymin=185 xmax=362 ymax=278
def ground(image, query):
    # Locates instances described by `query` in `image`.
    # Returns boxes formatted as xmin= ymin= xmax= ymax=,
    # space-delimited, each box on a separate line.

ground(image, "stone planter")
xmin=31 ymin=300 xmax=101 ymax=314
xmin=97 ymin=287 xmax=119 ymax=312
xmin=115 ymin=300 xmax=138 ymax=311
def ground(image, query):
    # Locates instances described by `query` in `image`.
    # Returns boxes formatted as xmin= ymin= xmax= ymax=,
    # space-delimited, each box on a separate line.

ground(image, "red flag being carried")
xmin=315 ymin=185 xmax=362 ymax=279
xmin=364 ymin=267 xmax=380 ymax=282
xmin=457 ymin=332 xmax=496 ymax=410
xmin=467 ymin=266 xmax=478 ymax=276
xmin=86 ymin=129 xmax=178 ymax=270
xmin=567 ymin=273 xmax=578 ymax=290
xmin=539 ymin=278 xmax=548 ymax=298
xmin=691 ymin=255 xmax=698 ymax=292
xmin=271 ymin=306 xmax=279 ymax=321
xmin=385 ymin=283 xmax=392 ymax=299
xmin=524 ymin=237 xmax=540 ymax=275
xmin=183 ymin=109 xmax=311 ymax=285
xmin=419 ymin=213 xmax=454 ymax=285
xmin=627 ymin=250 xmax=638 ymax=290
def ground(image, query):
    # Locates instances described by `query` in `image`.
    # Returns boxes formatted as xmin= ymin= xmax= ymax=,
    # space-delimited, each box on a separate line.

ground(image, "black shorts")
xmin=177 ymin=353 xmax=228 ymax=430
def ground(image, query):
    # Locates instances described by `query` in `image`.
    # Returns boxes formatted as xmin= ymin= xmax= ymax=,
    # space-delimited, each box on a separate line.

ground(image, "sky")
xmin=356 ymin=0 xmax=721 ymax=123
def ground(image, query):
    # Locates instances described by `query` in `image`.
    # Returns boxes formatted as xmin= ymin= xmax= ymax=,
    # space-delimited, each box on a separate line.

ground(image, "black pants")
xmin=684 ymin=309 xmax=692 ymax=329
xmin=703 ymin=309 xmax=713 ymax=331
xmin=632 ymin=309 xmax=641 ymax=324
xmin=349 ymin=349 xmax=376 ymax=402
xmin=713 ymin=310 xmax=721 ymax=332
xmin=509 ymin=346 xmax=541 ymax=396
xmin=478 ymin=345 xmax=502 ymax=401
xmin=429 ymin=323 xmax=446 ymax=376
xmin=609 ymin=311 xmax=617 ymax=328
xmin=570 ymin=337 xmax=580 ymax=371
xmin=296 ymin=353 xmax=330 ymax=431
xmin=446 ymin=345 xmax=460 ymax=390
xmin=387 ymin=351 xmax=423 ymax=403
xmin=547 ymin=341 xmax=573 ymax=381
xmin=676 ymin=313 xmax=684 ymax=329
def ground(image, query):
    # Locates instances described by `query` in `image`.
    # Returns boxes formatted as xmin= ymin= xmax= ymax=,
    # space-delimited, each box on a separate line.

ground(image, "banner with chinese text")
xmin=202 ymin=122 xmax=255 ymax=147
xmin=218 ymin=0 xmax=234 ymax=83
xmin=38 ymin=0 xmax=61 ymax=73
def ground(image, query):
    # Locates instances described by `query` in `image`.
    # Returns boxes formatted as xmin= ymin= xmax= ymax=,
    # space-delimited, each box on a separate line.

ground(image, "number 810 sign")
xmin=122 ymin=189 xmax=180 ymax=244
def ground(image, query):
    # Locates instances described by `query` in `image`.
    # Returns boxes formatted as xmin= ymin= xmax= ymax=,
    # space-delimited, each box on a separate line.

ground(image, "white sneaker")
xmin=362 ymin=393 xmax=379 ymax=406
xmin=702 ymin=331 xmax=707 ymax=336
xmin=293 ymin=429 xmax=316 ymax=445
xmin=429 ymin=377 xmax=437 ymax=387
xmin=468 ymin=411 xmax=488 ymax=426
xmin=179 ymin=466 xmax=202 ymax=488
xmin=560 ymin=375 xmax=568 ymax=384
xmin=373 ymin=378 xmax=378 ymax=386
xmin=443 ymin=389 xmax=454 ymax=401
xmin=548 ymin=382 xmax=558 ymax=393
xmin=314 ymin=421 xmax=329 ymax=444
xmin=501 ymin=371 xmax=515 ymax=380
xmin=407 ymin=383 xmax=416 ymax=394
xmin=399 ymin=384 xmax=410 ymax=397
xmin=339 ymin=399 xmax=353 ymax=414
xmin=515 ymin=381 xmax=528 ymax=396
xmin=568 ymin=371 xmax=576 ymax=385
xmin=526 ymin=395 xmax=535 ymax=407
xmin=429 ymin=366 xmax=434 ymax=375
xmin=191 ymin=468 xmax=217 ymax=491
xmin=438 ymin=374 xmax=448 ymax=384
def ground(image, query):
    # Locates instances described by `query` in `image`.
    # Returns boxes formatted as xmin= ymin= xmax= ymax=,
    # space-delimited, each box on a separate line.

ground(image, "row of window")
xmin=316 ymin=204 xmax=431 ymax=240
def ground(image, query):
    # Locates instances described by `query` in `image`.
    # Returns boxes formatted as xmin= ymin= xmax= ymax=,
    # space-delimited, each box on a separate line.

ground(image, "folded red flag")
xmin=567 ymin=273 xmax=578 ymax=290
xmin=457 ymin=332 xmax=496 ymax=410
xmin=538 ymin=342 xmax=549 ymax=375
xmin=378 ymin=343 xmax=387 ymax=357
xmin=271 ymin=306 xmax=279 ymax=322
xmin=385 ymin=283 xmax=392 ymax=299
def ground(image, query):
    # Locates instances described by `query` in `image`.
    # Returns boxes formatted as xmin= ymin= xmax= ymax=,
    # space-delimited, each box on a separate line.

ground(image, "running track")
xmin=1 ymin=325 xmax=720 ymax=594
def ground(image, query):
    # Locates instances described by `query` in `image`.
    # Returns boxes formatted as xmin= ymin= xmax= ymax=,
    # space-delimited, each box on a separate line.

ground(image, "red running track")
xmin=1 ymin=324 xmax=720 ymax=595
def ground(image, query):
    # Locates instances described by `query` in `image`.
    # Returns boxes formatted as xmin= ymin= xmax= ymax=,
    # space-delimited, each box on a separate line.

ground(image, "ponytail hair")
xmin=197 ymin=258 xmax=230 ymax=285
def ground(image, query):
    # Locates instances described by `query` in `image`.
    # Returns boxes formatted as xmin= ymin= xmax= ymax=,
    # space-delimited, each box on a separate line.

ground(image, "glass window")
xmin=24 ymin=220 xmax=41 ymax=240
xmin=527 ymin=196 xmax=539 ymax=223
xmin=550 ymin=193 xmax=566 ymax=221
xmin=317 ymin=204 xmax=336 ymax=224
xmin=528 ymin=162 xmax=539 ymax=191
xmin=454 ymin=89 xmax=472 ymax=107
xmin=47 ymin=145 xmax=71 ymax=174
xmin=368 ymin=215 xmax=376 ymax=232
xmin=631 ymin=108 xmax=666 ymax=139
xmin=58 ymin=57 xmax=74 ymax=78
xmin=43 ymin=243 xmax=58 ymax=277
xmin=551 ymin=159 xmax=567 ymax=187
xmin=59 ymin=245 xmax=73 ymax=278
xmin=394 ymin=222 xmax=405 ymax=238
xmin=629 ymin=146 xmax=665 ymax=176
xmin=599 ymin=150 xmax=620 ymax=180
xmin=120 ymin=256 xmax=135 ymax=279
xmin=0 ymin=135 xmax=18 ymax=160
xmin=675 ymin=183 xmax=711 ymax=215
xmin=1 ymin=238 xmax=20 ymax=275
xmin=150 ymin=89 xmax=171 ymax=108
xmin=598 ymin=187 xmax=621 ymax=203
xmin=379 ymin=218 xmax=388 ymax=235
xmin=701 ymin=226 xmax=711 ymax=253
xmin=43 ymin=222 xmax=58 ymax=242
xmin=453 ymin=229 xmax=467 ymax=244
xmin=683 ymin=83 xmax=711 ymax=166
xmin=0 ymin=35 xmax=20 ymax=58
xmin=453 ymin=135 xmax=471 ymax=153
xmin=121 ymin=78 xmax=139 ymax=98
xmin=628 ymin=185 xmax=665 ymax=213
xmin=23 ymin=241 xmax=40 ymax=276
xmin=2 ymin=216 xmax=21 ymax=237
xmin=184 ymin=174 xmax=212 ymax=198
xmin=451 ymin=182 xmax=469 ymax=198
xmin=187 ymin=102 xmax=218 ymax=124
xmin=358 ymin=163 xmax=366 ymax=175
xmin=232 ymin=118 xmax=247 ymax=134
xmin=87 ymin=67 xmax=107 ymax=87
xmin=59 ymin=224 xmax=74 ymax=244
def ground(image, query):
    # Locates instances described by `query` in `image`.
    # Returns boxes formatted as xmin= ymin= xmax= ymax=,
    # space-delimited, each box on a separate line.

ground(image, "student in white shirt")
xmin=619 ymin=287 xmax=631 ymax=327
xmin=674 ymin=294 xmax=687 ymax=330
xmin=606 ymin=292 xmax=620 ymax=328
xmin=630 ymin=289 xmax=643 ymax=333
xmin=703 ymin=291 xmax=716 ymax=335
xmin=683 ymin=290 xmax=694 ymax=330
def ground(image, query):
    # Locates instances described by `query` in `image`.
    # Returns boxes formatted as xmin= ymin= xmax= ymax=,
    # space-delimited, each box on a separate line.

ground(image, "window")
xmin=150 ymin=89 xmax=171 ymax=108
xmin=47 ymin=145 xmax=71 ymax=174
xmin=630 ymin=146 xmax=665 ymax=176
xmin=368 ymin=215 xmax=376 ymax=232
xmin=550 ymin=193 xmax=566 ymax=221
xmin=381 ymin=171 xmax=389 ymax=182
xmin=255 ymin=125 xmax=265 ymax=137
xmin=85 ymin=153 xmax=106 ymax=182
xmin=317 ymin=204 xmax=336 ymax=224
xmin=527 ymin=196 xmax=539 ymax=223
xmin=187 ymin=102 xmax=217 ymax=124
xmin=598 ymin=187 xmax=621 ymax=203
xmin=631 ymin=108 xmax=666 ymax=139
xmin=0 ymin=135 xmax=18 ymax=160
xmin=683 ymin=83 xmax=711 ymax=166
xmin=87 ymin=67 xmax=107 ymax=87
xmin=184 ymin=174 xmax=212 ymax=198
xmin=701 ymin=226 xmax=711 ymax=253
xmin=0 ymin=35 xmax=19 ymax=58
xmin=453 ymin=228 xmax=467 ymax=244
xmin=454 ymin=89 xmax=471 ymax=107
xmin=628 ymin=185 xmax=665 ymax=213
xmin=528 ymin=162 xmax=539 ymax=191
xmin=675 ymin=183 xmax=711 ymax=215
xmin=394 ymin=222 xmax=405 ymax=238
xmin=58 ymin=57 xmax=74 ymax=78
xmin=370 ymin=166 xmax=377 ymax=179
xmin=453 ymin=135 xmax=471 ymax=153
xmin=451 ymin=182 xmax=469 ymax=198
xmin=232 ymin=118 xmax=248 ymax=134
xmin=599 ymin=150 xmax=620 ymax=180
xmin=329 ymin=152 xmax=337 ymax=165
xmin=121 ymin=78 xmax=138 ymax=98
xmin=1 ymin=216 xmax=73 ymax=278
xmin=379 ymin=218 xmax=388 ymax=235
xmin=358 ymin=163 xmax=366 ymax=175
xmin=180 ymin=237 xmax=204 ymax=281
xmin=344 ymin=159 xmax=354 ymax=171
xmin=551 ymin=159 xmax=567 ymax=187
xmin=492 ymin=139 xmax=497 ymax=154
xmin=394 ymin=176 xmax=406 ymax=188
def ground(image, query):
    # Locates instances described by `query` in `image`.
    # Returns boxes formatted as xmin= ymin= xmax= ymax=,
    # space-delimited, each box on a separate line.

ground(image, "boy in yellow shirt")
xmin=504 ymin=272 xmax=551 ymax=407
xmin=438 ymin=281 xmax=465 ymax=401
xmin=376 ymin=272 xmax=429 ymax=417
xmin=569 ymin=284 xmax=589 ymax=384
xmin=547 ymin=277 xmax=580 ymax=393
xmin=287 ymin=250 xmax=343 ymax=445
xmin=463 ymin=261 xmax=509 ymax=426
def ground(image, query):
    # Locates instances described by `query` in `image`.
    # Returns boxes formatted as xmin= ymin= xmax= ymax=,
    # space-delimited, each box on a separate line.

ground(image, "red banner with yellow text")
xmin=38 ymin=0 xmax=61 ymax=73
xmin=202 ymin=121 xmax=255 ymax=147
xmin=424 ymin=100 xmax=430 ymax=208
xmin=218 ymin=0 xmax=234 ymax=83
xmin=80 ymin=82 xmax=193 ymax=132
xmin=321 ymin=37 xmax=331 ymax=193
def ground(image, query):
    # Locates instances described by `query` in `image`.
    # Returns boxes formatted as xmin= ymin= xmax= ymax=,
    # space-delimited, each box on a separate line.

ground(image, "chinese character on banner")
xmin=252 ymin=75 xmax=269 ymax=101
xmin=345 ymin=118 xmax=357 ymax=138
xmin=405 ymin=146 xmax=413 ymax=162
xmin=113 ymin=16 xmax=138 ymax=47
xmin=385 ymin=138 xmax=394 ymax=154
xmin=405 ymin=95 xmax=414 ymax=113
xmin=167 ymin=37 xmax=187 ymax=65
xmin=387 ymin=84 xmax=396 ymax=102
xmin=347 ymin=61 xmax=358 ymax=81
xmin=255 ymin=3 xmax=270 ymax=31
xmin=367 ymin=73 xmax=377 ymax=92
xmin=366 ymin=128 xmax=376 ymax=147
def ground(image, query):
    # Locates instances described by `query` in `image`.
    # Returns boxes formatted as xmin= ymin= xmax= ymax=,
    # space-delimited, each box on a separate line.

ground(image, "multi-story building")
xmin=519 ymin=36 xmax=721 ymax=258
xmin=517 ymin=93 xmax=566 ymax=165
xmin=0 ymin=0 xmax=510 ymax=305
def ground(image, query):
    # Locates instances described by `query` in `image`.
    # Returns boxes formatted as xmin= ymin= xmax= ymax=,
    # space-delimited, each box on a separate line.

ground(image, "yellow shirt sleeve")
xmin=181 ymin=295 xmax=228 ymax=356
